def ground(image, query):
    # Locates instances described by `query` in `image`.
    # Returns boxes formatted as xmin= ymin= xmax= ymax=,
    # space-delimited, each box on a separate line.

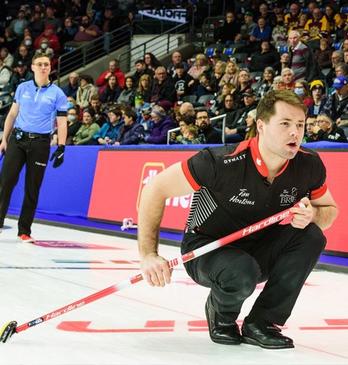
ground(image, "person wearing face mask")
xmin=34 ymin=24 xmax=61 ymax=54
xmin=293 ymin=80 xmax=313 ymax=107
xmin=51 ymin=107 xmax=81 ymax=145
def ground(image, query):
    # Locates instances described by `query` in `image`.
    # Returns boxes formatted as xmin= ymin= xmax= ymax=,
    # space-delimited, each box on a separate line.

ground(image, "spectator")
xmin=255 ymin=66 xmax=275 ymax=98
xmin=304 ymin=8 xmax=329 ymax=44
xmin=89 ymin=95 xmax=107 ymax=127
xmin=167 ymin=51 xmax=189 ymax=77
xmin=76 ymin=74 xmax=98 ymax=109
xmin=195 ymin=73 xmax=213 ymax=100
xmin=0 ymin=58 xmax=12 ymax=92
xmin=60 ymin=16 xmax=78 ymax=45
xmin=34 ymin=37 xmax=54 ymax=61
xmin=102 ymin=6 xmax=122 ymax=32
xmin=179 ymin=102 xmax=196 ymax=119
xmin=73 ymin=15 xmax=102 ymax=42
xmin=217 ymin=93 xmax=235 ymax=115
xmin=117 ymin=76 xmax=135 ymax=106
xmin=73 ymin=108 xmax=100 ymax=145
xmin=280 ymin=52 xmax=290 ymax=70
xmin=173 ymin=123 xmax=205 ymax=145
xmin=173 ymin=63 xmax=194 ymax=101
xmin=257 ymin=3 xmax=276 ymax=27
xmin=0 ymin=47 xmax=13 ymax=68
xmin=0 ymin=28 xmax=18 ymax=54
xmin=244 ymin=108 xmax=257 ymax=140
xmin=312 ymin=113 xmax=347 ymax=142
xmin=234 ymin=68 xmax=253 ymax=109
xmin=44 ymin=6 xmax=62 ymax=32
xmin=132 ymin=59 xmax=153 ymax=86
xmin=93 ymin=107 xmax=124 ymax=145
xmin=315 ymin=38 xmax=333 ymax=71
xmin=210 ymin=61 xmax=226 ymax=93
xmin=325 ymin=50 xmax=344 ymax=87
xmin=52 ymin=106 xmax=81 ymax=145
xmin=96 ymin=59 xmax=125 ymax=89
xmin=323 ymin=75 xmax=348 ymax=130
xmin=219 ymin=59 xmax=239 ymax=88
xmin=281 ymin=68 xmax=295 ymax=90
xmin=115 ymin=108 xmax=144 ymax=145
xmin=28 ymin=11 xmax=45 ymax=39
xmin=150 ymin=66 xmax=176 ymax=106
xmin=272 ymin=75 xmax=285 ymax=90
xmin=236 ymin=11 xmax=256 ymax=45
xmin=9 ymin=61 xmax=33 ymax=94
xmin=144 ymin=52 xmax=161 ymax=72
xmin=272 ymin=13 xmax=288 ymax=49
xmin=293 ymin=79 xmax=313 ymax=108
xmin=144 ymin=105 xmax=176 ymax=144
xmin=250 ymin=17 xmax=272 ymax=47
xmin=288 ymin=30 xmax=320 ymax=82
xmin=135 ymin=74 xmax=152 ymax=105
xmin=61 ymin=72 xmax=79 ymax=99
xmin=9 ymin=9 xmax=29 ymax=38
xmin=308 ymin=80 xmax=326 ymax=117
xmin=187 ymin=54 xmax=209 ymax=81
xmin=34 ymin=24 xmax=61 ymax=55
xmin=100 ymin=74 xmax=122 ymax=104
xmin=195 ymin=107 xmax=222 ymax=144
xmin=304 ymin=116 xmax=319 ymax=142
xmin=214 ymin=11 xmax=241 ymax=46
xmin=249 ymin=41 xmax=280 ymax=73
xmin=13 ymin=43 xmax=33 ymax=68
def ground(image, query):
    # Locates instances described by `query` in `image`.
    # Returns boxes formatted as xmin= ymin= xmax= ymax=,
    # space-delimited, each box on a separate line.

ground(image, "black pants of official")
xmin=0 ymin=134 xmax=50 ymax=236
xmin=183 ymin=223 xmax=326 ymax=325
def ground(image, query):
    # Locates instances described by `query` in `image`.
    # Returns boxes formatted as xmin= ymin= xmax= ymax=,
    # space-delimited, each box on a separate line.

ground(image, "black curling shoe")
xmin=241 ymin=320 xmax=294 ymax=349
xmin=205 ymin=295 xmax=242 ymax=345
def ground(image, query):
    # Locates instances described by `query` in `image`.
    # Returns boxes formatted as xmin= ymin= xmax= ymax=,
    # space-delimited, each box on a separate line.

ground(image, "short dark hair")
xmin=135 ymin=59 xmax=145 ymax=65
xmin=123 ymin=108 xmax=136 ymax=121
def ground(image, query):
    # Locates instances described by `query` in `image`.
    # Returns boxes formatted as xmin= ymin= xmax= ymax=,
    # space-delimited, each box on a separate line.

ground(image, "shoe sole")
xmin=242 ymin=336 xmax=294 ymax=349
xmin=18 ymin=238 xmax=35 ymax=243
xmin=205 ymin=303 xmax=241 ymax=345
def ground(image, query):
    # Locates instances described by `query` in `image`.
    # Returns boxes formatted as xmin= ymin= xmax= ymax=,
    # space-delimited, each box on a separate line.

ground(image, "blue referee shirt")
xmin=13 ymin=80 xmax=67 ymax=134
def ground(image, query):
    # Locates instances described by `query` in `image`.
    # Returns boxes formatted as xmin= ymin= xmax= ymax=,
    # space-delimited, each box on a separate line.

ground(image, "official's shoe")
xmin=241 ymin=320 xmax=294 ymax=349
xmin=205 ymin=295 xmax=242 ymax=345
xmin=18 ymin=234 xmax=35 ymax=243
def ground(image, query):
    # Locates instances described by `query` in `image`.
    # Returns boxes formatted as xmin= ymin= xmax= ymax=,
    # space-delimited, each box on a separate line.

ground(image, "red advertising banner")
xmin=88 ymin=149 xmax=348 ymax=254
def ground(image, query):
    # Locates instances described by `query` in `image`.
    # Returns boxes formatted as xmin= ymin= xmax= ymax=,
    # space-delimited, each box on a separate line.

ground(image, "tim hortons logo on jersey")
xmin=280 ymin=187 xmax=298 ymax=206
xmin=223 ymin=153 xmax=246 ymax=164
xmin=229 ymin=188 xmax=255 ymax=206
xmin=136 ymin=162 xmax=193 ymax=210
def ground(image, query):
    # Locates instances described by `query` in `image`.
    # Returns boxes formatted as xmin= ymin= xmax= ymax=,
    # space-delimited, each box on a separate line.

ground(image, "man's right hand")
xmin=0 ymin=140 xmax=7 ymax=155
xmin=140 ymin=253 xmax=172 ymax=287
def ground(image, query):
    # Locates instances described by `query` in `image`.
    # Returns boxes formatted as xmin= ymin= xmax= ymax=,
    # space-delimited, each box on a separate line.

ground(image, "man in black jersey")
xmin=138 ymin=90 xmax=338 ymax=349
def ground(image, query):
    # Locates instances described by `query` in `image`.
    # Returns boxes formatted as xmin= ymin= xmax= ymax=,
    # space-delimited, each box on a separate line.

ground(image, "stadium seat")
xmin=340 ymin=7 xmax=348 ymax=14
xmin=182 ymin=95 xmax=197 ymax=104
xmin=333 ymin=42 xmax=342 ymax=50
xmin=223 ymin=47 xmax=235 ymax=56
xmin=204 ymin=47 xmax=216 ymax=57
xmin=277 ymin=45 xmax=289 ymax=54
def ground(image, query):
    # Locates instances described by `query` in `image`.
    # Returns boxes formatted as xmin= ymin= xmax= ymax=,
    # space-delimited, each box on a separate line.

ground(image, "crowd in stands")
xmin=1 ymin=1 xmax=348 ymax=145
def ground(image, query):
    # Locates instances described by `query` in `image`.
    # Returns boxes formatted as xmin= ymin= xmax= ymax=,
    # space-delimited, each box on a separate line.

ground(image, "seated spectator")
xmin=23 ymin=34 xmax=35 ymax=56
xmin=272 ymin=75 xmax=285 ymax=90
xmin=225 ymin=88 xmax=257 ymax=142
xmin=62 ymin=72 xmax=79 ymax=99
xmin=138 ymin=104 xmax=153 ymax=136
xmin=60 ymin=16 xmax=78 ymax=45
xmin=115 ymin=108 xmax=144 ymax=145
xmin=304 ymin=116 xmax=319 ymax=142
xmin=34 ymin=37 xmax=54 ymax=60
xmin=150 ymin=66 xmax=176 ymax=107
xmin=9 ymin=9 xmax=29 ymax=39
xmin=214 ymin=11 xmax=241 ymax=46
xmin=102 ymin=6 xmax=122 ymax=32
xmin=308 ymin=80 xmax=326 ymax=117
xmin=132 ymin=59 xmax=153 ymax=86
xmin=244 ymin=108 xmax=257 ymax=140
xmin=304 ymin=8 xmax=329 ymax=44
xmin=93 ymin=107 xmax=124 ymax=145
xmin=117 ymin=76 xmax=135 ymax=106
xmin=44 ymin=6 xmax=62 ymax=32
xmin=325 ymin=50 xmax=344 ymax=87
xmin=179 ymin=102 xmax=196 ymax=119
xmin=210 ymin=61 xmax=226 ymax=93
xmin=89 ymin=94 xmax=107 ymax=127
xmin=167 ymin=51 xmax=189 ymax=77
xmin=219 ymin=59 xmax=239 ymax=88
xmin=249 ymin=17 xmax=272 ymax=51
xmin=0 ymin=47 xmax=13 ymax=68
xmin=272 ymin=13 xmax=288 ymax=49
xmin=195 ymin=73 xmax=213 ymax=100
xmin=315 ymin=37 xmax=333 ymax=71
xmin=255 ymin=66 xmax=275 ymax=98
xmin=216 ymin=93 xmax=235 ymax=115
xmin=0 ymin=58 xmax=12 ymax=92
xmin=73 ymin=108 xmax=100 ymax=145
xmin=236 ymin=11 xmax=256 ymax=46
xmin=34 ymin=24 xmax=61 ymax=54
xmin=29 ymin=11 xmax=45 ymax=39
xmin=280 ymin=52 xmax=290 ymax=70
xmin=100 ymin=74 xmax=122 ymax=104
xmin=173 ymin=63 xmax=194 ymax=101
xmin=73 ymin=15 xmax=102 ymax=42
xmin=76 ymin=74 xmax=98 ymax=109
xmin=234 ymin=68 xmax=253 ymax=109
xmin=195 ymin=107 xmax=222 ymax=144
xmin=187 ymin=54 xmax=209 ymax=81
xmin=96 ymin=59 xmax=125 ymax=89
xmin=312 ymin=113 xmax=347 ymax=142
xmin=249 ymin=41 xmax=280 ymax=73
xmin=293 ymin=79 xmax=313 ymax=107
xmin=9 ymin=60 xmax=33 ymax=94
xmin=144 ymin=105 xmax=176 ymax=144
xmin=134 ymin=74 xmax=152 ymax=105
xmin=13 ymin=43 xmax=33 ymax=68
xmin=0 ymin=27 xmax=18 ymax=54
xmin=173 ymin=123 xmax=205 ymax=145
xmin=52 ymin=106 xmax=81 ymax=145
xmin=144 ymin=52 xmax=161 ymax=72
xmin=280 ymin=68 xmax=295 ymax=90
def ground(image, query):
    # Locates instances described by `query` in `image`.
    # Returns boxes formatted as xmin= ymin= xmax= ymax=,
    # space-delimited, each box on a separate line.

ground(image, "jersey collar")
xmin=250 ymin=137 xmax=289 ymax=178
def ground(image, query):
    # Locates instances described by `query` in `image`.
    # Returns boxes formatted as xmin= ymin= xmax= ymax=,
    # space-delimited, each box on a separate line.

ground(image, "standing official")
xmin=0 ymin=53 xmax=67 ymax=243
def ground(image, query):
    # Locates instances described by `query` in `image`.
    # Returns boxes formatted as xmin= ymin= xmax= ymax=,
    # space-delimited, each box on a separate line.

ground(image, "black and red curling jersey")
xmin=181 ymin=137 xmax=327 ymax=239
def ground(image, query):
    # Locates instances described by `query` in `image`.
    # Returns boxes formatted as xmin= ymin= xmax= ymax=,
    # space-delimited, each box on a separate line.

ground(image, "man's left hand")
xmin=290 ymin=197 xmax=314 ymax=229
xmin=50 ymin=145 xmax=65 ymax=168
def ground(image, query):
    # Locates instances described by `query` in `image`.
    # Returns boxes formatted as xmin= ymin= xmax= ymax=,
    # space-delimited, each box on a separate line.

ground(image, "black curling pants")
xmin=183 ymin=223 xmax=326 ymax=325
xmin=0 ymin=133 xmax=50 ymax=236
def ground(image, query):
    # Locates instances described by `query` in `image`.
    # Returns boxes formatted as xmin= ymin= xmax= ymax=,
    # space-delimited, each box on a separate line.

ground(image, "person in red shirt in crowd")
xmin=34 ymin=24 xmax=61 ymax=54
xmin=96 ymin=59 xmax=125 ymax=89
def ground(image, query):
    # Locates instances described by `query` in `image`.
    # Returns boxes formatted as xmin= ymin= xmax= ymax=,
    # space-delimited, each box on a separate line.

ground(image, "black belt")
xmin=13 ymin=129 xmax=51 ymax=139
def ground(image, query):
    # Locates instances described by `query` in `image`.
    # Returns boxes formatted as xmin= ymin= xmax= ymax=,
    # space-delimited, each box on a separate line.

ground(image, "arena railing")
xmin=56 ymin=24 xmax=132 ymax=85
